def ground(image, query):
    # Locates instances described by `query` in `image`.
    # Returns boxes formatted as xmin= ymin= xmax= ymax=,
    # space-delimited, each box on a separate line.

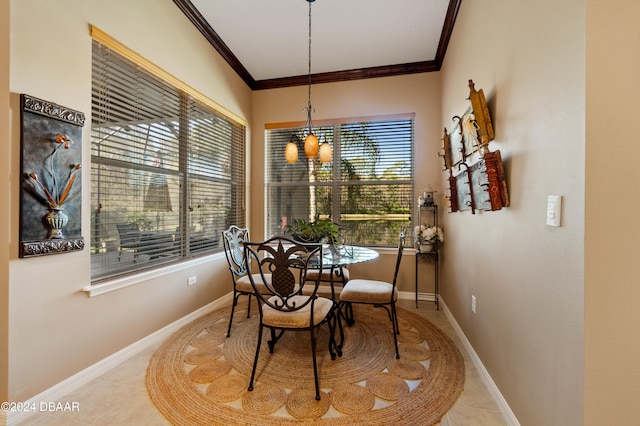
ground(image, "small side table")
xmin=415 ymin=203 xmax=439 ymax=310
xmin=415 ymin=248 xmax=439 ymax=310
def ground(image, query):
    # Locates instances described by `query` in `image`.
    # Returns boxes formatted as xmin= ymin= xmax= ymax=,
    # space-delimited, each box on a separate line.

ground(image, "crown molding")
xmin=173 ymin=0 xmax=462 ymax=91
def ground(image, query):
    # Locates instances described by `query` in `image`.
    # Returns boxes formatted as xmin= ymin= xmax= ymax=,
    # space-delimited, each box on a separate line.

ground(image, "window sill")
xmin=82 ymin=252 xmax=224 ymax=297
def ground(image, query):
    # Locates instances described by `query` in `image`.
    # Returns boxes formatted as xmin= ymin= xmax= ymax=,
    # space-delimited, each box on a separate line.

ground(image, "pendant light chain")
xmin=286 ymin=0 xmax=332 ymax=163
xmin=307 ymin=0 xmax=313 ymax=128
xmin=302 ymin=0 xmax=320 ymax=159
xmin=308 ymin=0 xmax=312 ymax=102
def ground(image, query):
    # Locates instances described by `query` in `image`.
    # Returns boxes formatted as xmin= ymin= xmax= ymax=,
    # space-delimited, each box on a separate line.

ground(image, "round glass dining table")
xmin=305 ymin=244 xmax=379 ymax=292
xmin=317 ymin=244 xmax=379 ymax=268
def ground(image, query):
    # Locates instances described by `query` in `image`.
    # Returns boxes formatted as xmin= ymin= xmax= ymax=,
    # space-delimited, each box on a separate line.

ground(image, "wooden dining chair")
xmin=244 ymin=237 xmax=337 ymax=400
xmin=339 ymin=231 xmax=406 ymax=359
xmin=221 ymin=225 xmax=272 ymax=337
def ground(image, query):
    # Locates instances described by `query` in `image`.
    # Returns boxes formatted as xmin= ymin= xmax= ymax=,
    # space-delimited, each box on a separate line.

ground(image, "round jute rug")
xmin=146 ymin=302 xmax=465 ymax=425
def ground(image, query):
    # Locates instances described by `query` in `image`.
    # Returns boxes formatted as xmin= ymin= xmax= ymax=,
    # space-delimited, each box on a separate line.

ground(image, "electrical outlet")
xmin=471 ymin=295 xmax=477 ymax=313
xmin=188 ymin=276 xmax=197 ymax=286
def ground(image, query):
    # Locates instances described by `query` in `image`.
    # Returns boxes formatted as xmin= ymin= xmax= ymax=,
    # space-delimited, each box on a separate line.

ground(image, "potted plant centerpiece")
xmin=414 ymin=224 xmax=444 ymax=252
xmin=285 ymin=218 xmax=340 ymax=244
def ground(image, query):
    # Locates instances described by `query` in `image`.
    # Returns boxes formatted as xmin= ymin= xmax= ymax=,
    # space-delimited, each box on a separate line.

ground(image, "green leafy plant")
xmin=285 ymin=218 xmax=340 ymax=243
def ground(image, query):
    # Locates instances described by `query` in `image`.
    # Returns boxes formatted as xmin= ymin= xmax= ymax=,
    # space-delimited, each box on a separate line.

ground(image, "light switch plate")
xmin=546 ymin=195 xmax=561 ymax=227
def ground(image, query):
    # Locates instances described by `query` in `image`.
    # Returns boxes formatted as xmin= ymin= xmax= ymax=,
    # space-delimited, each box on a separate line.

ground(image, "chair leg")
xmin=391 ymin=302 xmax=400 ymax=359
xmin=310 ymin=326 xmax=321 ymax=400
xmin=268 ymin=328 xmax=277 ymax=353
xmin=334 ymin=306 xmax=344 ymax=356
xmin=374 ymin=303 xmax=394 ymax=323
xmin=344 ymin=302 xmax=355 ymax=326
xmin=267 ymin=328 xmax=285 ymax=353
xmin=392 ymin=302 xmax=400 ymax=334
xmin=246 ymin=293 xmax=252 ymax=318
xmin=226 ymin=291 xmax=240 ymax=337
xmin=248 ymin=324 xmax=263 ymax=392
xmin=327 ymin=312 xmax=337 ymax=360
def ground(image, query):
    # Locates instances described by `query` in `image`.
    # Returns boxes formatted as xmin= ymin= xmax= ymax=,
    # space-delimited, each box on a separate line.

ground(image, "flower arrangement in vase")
xmin=414 ymin=224 xmax=444 ymax=252
xmin=25 ymin=133 xmax=81 ymax=239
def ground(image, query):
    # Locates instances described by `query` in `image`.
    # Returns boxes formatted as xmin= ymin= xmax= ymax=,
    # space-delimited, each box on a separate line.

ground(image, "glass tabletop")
xmin=313 ymin=244 xmax=379 ymax=268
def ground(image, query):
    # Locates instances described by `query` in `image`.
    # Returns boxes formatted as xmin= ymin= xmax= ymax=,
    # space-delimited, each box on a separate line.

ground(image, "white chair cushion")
xmin=236 ymin=274 xmax=272 ymax=294
xmin=262 ymin=295 xmax=333 ymax=328
xmin=339 ymin=279 xmax=398 ymax=304
xmin=306 ymin=268 xmax=350 ymax=282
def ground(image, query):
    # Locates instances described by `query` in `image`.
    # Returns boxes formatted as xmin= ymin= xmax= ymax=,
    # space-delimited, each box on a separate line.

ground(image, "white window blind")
xmin=265 ymin=115 xmax=414 ymax=246
xmin=91 ymin=39 xmax=245 ymax=282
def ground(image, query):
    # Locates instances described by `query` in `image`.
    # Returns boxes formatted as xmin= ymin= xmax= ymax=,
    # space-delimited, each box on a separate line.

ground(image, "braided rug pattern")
xmin=146 ymin=302 xmax=464 ymax=425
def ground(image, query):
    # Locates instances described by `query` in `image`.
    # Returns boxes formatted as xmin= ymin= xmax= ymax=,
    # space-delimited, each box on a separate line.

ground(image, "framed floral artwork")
xmin=19 ymin=94 xmax=85 ymax=257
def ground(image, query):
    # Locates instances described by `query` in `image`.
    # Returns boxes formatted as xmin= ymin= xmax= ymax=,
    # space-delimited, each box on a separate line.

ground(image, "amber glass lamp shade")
xmin=285 ymin=141 xmax=299 ymax=163
xmin=304 ymin=133 xmax=319 ymax=158
xmin=319 ymin=141 xmax=332 ymax=163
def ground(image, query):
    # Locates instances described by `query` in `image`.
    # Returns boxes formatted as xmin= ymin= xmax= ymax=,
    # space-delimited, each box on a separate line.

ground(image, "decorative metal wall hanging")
xmin=440 ymin=80 xmax=509 ymax=214
xmin=20 ymin=94 xmax=85 ymax=257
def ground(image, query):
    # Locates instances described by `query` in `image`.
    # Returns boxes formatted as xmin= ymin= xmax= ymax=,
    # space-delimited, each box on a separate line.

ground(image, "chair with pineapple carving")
xmin=244 ymin=237 xmax=337 ymax=400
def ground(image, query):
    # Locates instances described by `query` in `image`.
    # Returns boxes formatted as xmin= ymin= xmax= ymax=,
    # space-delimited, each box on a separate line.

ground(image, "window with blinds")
xmin=91 ymin=39 xmax=245 ymax=282
xmin=265 ymin=115 xmax=414 ymax=246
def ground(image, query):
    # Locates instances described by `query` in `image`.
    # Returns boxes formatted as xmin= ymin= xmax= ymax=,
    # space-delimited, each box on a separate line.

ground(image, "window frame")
xmin=89 ymin=27 xmax=246 ymax=284
xmin=265 ymin=114 xmax=415 ymax=247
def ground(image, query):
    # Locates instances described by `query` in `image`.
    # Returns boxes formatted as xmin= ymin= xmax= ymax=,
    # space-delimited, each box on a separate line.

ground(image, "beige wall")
xmin=1 ymin=0 xmax=10 ymax=405
xmin=585 ymin=0 xmax=640 ymax=423
xmin=250 ymin=74 xmax=442 ymax=293
xmin=7 ymin=0 xmax=251 ymax=401
xmin=439 ymin=0 xmax=585 ymax=424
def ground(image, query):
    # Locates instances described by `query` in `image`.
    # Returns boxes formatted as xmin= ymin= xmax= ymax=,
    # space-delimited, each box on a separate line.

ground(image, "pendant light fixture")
xmin=285 ymin=0 xmax=332 ymax=164
xmin=284 ymin=139 xmax=299 ymax=163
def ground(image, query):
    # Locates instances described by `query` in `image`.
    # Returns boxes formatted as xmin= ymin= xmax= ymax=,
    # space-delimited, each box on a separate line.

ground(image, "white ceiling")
xmin=182 ymin=0 xmax=455 ymax=85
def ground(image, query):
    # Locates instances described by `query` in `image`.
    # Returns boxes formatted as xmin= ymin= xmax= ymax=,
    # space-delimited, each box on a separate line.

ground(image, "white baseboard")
xmin=5 ymin=293 xmax=233 ymax=426
xmin=398 ymin=290 xmax=437 ymax=302
xmin=439 ymin=298 xmax=520 ymax=426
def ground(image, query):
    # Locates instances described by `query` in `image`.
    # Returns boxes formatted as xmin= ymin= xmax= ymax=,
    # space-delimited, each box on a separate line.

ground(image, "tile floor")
xmin=12 ymin=298 xmax=509 ymax=426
